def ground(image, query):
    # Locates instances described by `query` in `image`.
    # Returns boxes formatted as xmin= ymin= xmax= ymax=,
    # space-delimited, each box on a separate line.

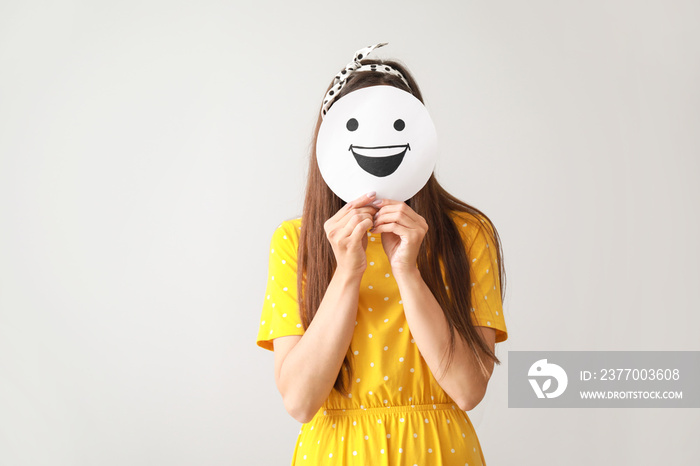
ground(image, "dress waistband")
xmin=317 ymin=403 xmax=458 ymax=417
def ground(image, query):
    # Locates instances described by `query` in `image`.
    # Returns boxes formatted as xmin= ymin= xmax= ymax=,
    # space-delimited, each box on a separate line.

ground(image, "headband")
xmin=320 ymin=42 xmax=410 ymax=119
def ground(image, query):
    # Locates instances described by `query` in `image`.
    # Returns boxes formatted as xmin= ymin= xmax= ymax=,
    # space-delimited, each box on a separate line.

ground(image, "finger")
xmin=348 ymin=217 xmax=374 ymax=245
xmin=328 ymin=202 xmax=354 ymax=226
xmin=373 ymin=211 xmax=420 ymax=230
xmin=374 ymin=209 xmax=426 ymax=232
xmin=325 ymin=209 xmax=352 ymax=236
xmin=371 ymin=198 xmax=404 ymax=208
xmin=347 ymin=191 xmax=377 ymax=209
xmin=327 ymin=193 xmax=377 ymax=230
xmin=351 ymin=205 xmax=379 ymax=217
xmin=374 ymin=200 xmax=423 ymax=224
xmin=339 ymin=212 xmax=374 ymax=239
xmin=371 ymin=222 xmax=413 ymax=238
xmin=328 ymin=199 xmax=375 ymax=230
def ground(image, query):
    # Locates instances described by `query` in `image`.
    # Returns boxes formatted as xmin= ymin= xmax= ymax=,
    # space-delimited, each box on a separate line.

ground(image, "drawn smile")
xmin=348 ymin=144 xmax=411 ymax=177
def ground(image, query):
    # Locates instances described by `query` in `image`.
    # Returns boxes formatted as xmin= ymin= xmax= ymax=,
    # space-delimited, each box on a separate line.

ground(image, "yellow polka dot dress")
xmin=256 ymin=211 xmax=508 ymax=465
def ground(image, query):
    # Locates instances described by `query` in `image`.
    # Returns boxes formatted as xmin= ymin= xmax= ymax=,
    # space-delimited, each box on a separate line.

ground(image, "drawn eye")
xmin=346 ymin=118 xmax=359 ymax=131
xmin=393 ymin=119 xmax=405 ymax=131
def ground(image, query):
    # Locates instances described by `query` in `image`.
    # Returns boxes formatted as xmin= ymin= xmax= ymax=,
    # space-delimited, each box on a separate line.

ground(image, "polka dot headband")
xmin=321 ymin=42 xmax=410 ymax=119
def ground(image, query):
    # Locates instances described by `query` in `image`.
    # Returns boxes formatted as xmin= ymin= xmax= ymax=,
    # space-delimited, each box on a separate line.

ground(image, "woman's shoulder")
xmin=448 ymin=209 xmax=485 ymax=226
xmin=448 ymin=209 xmax=490 ymax=230
xmin=270 ymin=217 xmax=302 ymax=245
xmin=447 ymin=209 xmax=497 ymax=246
xmin=278 ymin=217 xmax=302 ymax=231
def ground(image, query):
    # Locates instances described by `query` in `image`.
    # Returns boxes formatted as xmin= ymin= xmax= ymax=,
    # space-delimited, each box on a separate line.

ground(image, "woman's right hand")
xmin=324 ymin=192 xmax=378 ymax=278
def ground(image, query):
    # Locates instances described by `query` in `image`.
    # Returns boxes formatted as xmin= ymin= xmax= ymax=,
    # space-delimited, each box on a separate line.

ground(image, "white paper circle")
xmin=316 ymin=85 xmax=438 ymax=203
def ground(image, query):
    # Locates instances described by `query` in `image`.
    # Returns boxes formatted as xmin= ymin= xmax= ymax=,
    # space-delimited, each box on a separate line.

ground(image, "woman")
xmin=256 ymin=44 xmax=508 ymax=466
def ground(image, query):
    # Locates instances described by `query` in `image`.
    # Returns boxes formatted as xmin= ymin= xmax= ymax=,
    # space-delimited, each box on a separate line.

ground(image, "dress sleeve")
xmin=463 ymin=215 xmax=508 ymax=343
xmin=256 ymin=220 xmax=305 ymax=352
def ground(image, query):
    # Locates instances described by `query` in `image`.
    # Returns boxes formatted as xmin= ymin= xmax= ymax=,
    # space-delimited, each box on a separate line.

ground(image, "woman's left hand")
xmin=370 ymin=199 xmax=428 ymax=274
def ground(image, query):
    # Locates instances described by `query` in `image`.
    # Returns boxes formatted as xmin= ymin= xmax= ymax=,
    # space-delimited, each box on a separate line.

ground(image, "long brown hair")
xmin=297 ymin=58 xmax=506 ymax=396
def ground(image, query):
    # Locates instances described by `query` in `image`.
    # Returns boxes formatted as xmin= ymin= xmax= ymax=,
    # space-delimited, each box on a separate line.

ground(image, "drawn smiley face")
xmin=316 ymin=85 xmax=438 ymax=203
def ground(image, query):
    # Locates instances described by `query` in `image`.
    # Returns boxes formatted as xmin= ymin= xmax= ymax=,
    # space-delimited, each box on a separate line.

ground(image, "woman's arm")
xmin=273 ymin=269 xmax=362 ymax=423
xmin=272 ymin=192 xmax=377 ymax=423
xmin=392 ymin=268 xmax=496 ymax=411
xmin=371 ymin=199 xmax=496 ymax=411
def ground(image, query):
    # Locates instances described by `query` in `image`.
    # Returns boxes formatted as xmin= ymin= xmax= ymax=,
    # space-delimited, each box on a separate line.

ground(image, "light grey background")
xmin=1 ymin=1 xmax=698 ymax=465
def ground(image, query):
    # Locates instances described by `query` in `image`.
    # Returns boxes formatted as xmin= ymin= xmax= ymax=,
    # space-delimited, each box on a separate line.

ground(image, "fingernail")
xmin=372 ymin=199 xmax=382 ymax=206
xmin=366 ymin=191 xmax=376 ymax=198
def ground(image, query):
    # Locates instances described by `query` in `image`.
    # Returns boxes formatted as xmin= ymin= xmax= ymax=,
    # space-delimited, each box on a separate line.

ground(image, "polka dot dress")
xmin=256 ymin=211 xmax=508 ymax=465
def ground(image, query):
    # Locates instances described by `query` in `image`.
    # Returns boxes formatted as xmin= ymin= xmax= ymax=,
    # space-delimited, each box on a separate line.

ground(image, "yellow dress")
xmin=256 ymin=211 xmax=508 ymax=466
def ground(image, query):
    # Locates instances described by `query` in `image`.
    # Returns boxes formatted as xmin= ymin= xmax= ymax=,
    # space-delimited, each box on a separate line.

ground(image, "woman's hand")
xmin=324 ymin=192 xmax=378 ymax=278
xmin=371 ymin=199 xmax=428 ymax=274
